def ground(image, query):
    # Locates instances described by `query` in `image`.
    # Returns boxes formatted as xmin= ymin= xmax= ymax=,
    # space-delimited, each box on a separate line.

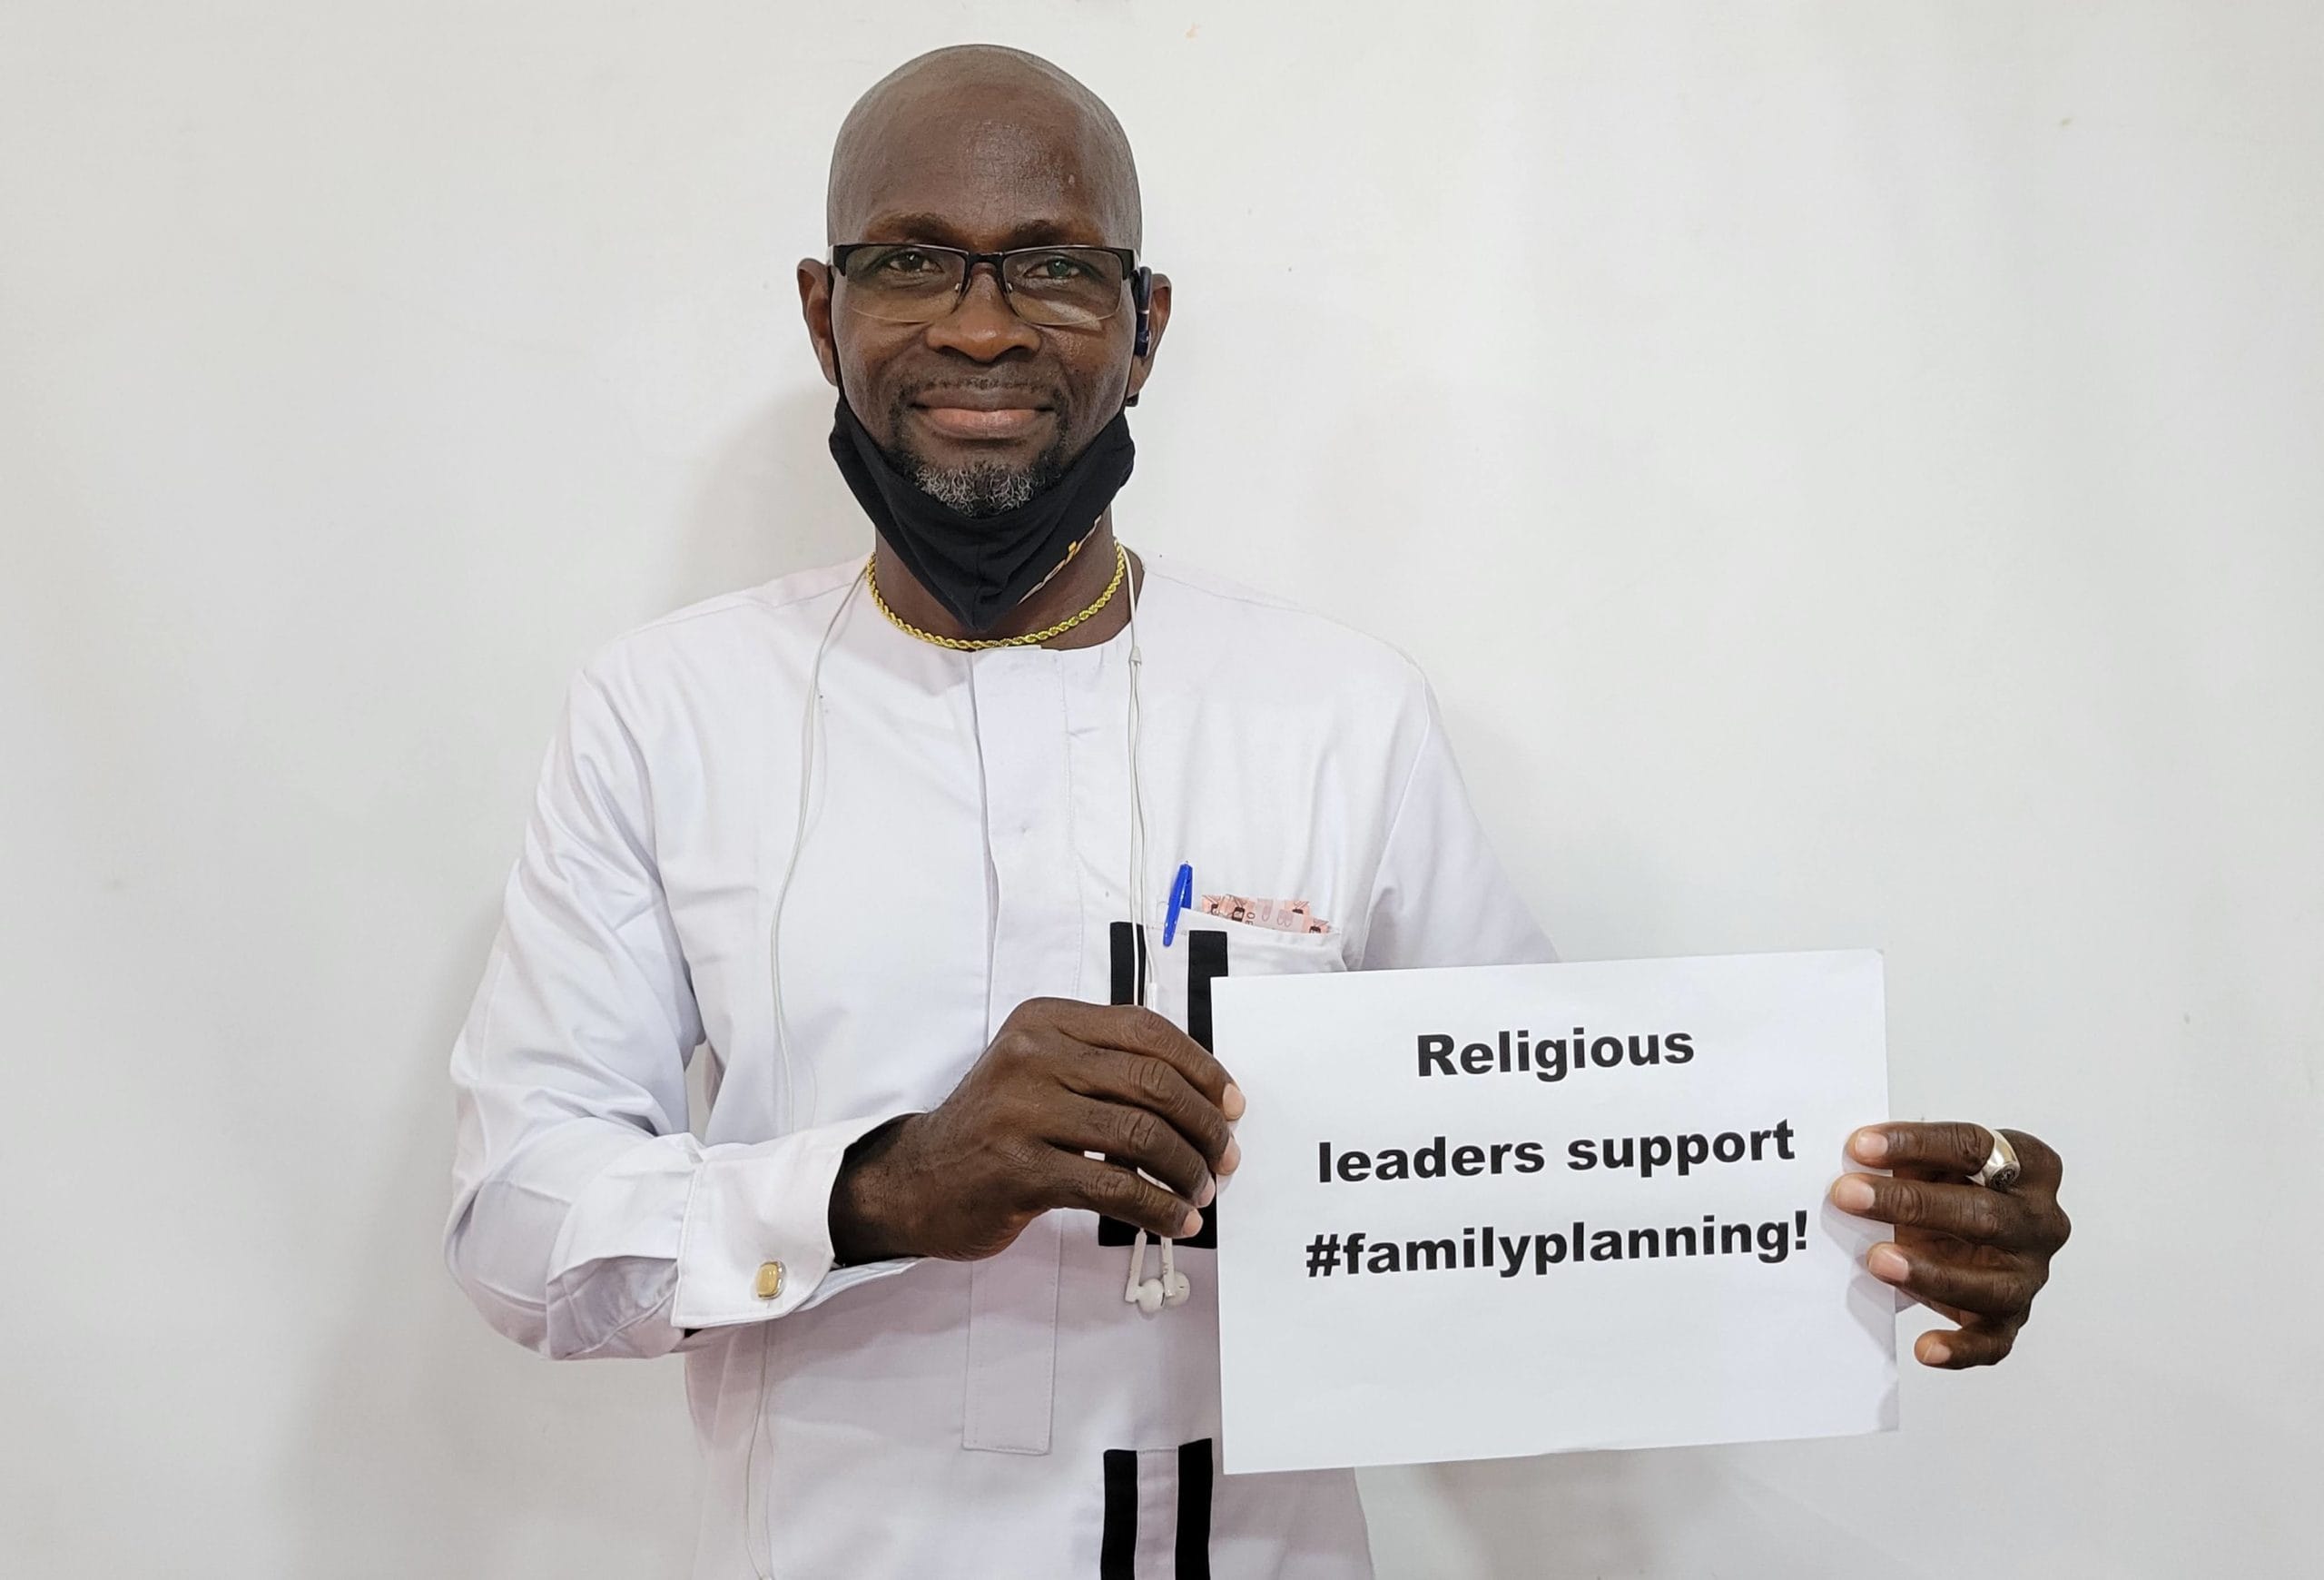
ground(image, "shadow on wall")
xmin=1367 ymin=1453 xmax=1662 ymax=1577
xmin=283 ymin=904 xmax=699 ymax=1578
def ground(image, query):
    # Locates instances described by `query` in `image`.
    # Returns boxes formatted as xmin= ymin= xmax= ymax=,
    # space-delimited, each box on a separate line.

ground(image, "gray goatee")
xmin=905 ymin=455 xmax=1059 ymax=517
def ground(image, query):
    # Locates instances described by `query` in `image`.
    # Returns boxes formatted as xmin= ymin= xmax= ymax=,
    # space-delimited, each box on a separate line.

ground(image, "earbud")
xmin=1131 ymin=266 xmax=1153 ymax=359
xmin=1127 ymin=1264 xmax=1187 ymax=1315
xmin=1124 ymin=1223 xmax=1192 ymax=1317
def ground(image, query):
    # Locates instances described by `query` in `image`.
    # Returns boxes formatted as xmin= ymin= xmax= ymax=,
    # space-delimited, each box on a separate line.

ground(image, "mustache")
xmin=899 ymin=374 xmax=1063 ymax=406
xmin=901 ymin=369 xmax=1059 ymax=395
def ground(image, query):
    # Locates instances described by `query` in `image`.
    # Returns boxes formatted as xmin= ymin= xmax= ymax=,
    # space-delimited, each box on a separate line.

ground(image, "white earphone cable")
xmin=747 ymin=563 xmax=864 ymax=1580
xmin=769 ymin=565 xmax=864 ymax=1128
xmin=1118 ymin=550 xmax=1189 ymax=1315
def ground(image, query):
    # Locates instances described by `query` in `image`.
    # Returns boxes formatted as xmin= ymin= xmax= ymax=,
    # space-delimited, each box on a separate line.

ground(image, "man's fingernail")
xmin=1221 ymin=1137 xmax=1242 ymax=1174
xmin=1851 ymin=1130 xmax=1888 ymax=1162
xmin=1832 ymin=1176 xmax=1876 ymax=1212
xmin=1868 ymin=1243 xmax=1910 ymax=1282
xmin=1222 ymin=1083 xmax=1246 ymax=1120
xmin=1196 ymin=1177 xmax=1216 ymax=1208
xmin=1181 ymin=1209 xmax=1204 ymax=1238
xmin=1921 ymin=1338 xmax=1952 ymax=1367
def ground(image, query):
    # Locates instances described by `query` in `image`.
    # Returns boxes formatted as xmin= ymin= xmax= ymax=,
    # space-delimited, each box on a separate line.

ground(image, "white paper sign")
xmin=1210 ymin=949 xmax=1896 ymax=1475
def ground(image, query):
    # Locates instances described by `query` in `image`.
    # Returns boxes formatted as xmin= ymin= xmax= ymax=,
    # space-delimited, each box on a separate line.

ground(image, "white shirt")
xmin=447 ymin=555 xmax=1551 ymax=1578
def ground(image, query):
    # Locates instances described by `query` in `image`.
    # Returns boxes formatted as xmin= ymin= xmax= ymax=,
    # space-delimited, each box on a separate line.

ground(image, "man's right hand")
xmin=827 ymin=997 xmax=1245 ymax=1264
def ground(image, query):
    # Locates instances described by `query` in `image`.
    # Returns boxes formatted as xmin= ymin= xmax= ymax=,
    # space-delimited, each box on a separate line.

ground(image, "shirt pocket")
xmin=1167 ymin=912 xmax=1345 ymax=983
xmin=1129 ymin=916 xmax=1345 ymax=1057
xmin=1132 ymin=917 xmax=1340 ymax=1256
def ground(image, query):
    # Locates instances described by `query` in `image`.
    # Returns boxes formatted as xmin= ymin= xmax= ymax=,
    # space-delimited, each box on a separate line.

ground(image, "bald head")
xmin=825 ymin=44 xmax=1142 ymax=251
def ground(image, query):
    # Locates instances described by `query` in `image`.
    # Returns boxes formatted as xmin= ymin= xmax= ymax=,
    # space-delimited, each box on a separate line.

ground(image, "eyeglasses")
xmin=828 ymin=242 xmax=1141 ymax=330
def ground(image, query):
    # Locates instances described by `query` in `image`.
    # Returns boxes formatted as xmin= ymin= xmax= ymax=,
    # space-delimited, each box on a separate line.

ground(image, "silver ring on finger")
xmin=1969 ymin=1127 xmax=2021 ymax=1190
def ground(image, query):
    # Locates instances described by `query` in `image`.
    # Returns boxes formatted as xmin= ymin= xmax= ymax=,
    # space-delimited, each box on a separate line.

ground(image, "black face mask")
xmin=828 ymin=395 xmax=1136 ymax=636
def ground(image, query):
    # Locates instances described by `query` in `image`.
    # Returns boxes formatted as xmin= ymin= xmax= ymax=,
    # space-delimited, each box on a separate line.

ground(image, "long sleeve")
xmin=444 ymin=663 xmax=903 ymax=1361
xmin=1357 ymin=678 xmax=1558 ymax=972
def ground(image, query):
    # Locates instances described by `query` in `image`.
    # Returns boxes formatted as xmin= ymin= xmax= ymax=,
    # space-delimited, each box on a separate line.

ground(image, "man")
xmin=447 ymin=44 xmax=2071 ymax=1579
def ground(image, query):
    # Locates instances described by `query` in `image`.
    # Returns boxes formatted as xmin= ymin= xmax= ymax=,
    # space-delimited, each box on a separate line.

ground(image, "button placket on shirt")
xmin=960 ymin=650 xmax=1084 ymax=1455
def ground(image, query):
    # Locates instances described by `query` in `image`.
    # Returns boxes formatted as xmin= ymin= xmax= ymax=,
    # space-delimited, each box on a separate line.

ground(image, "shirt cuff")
xmin=669 ymin=1111 xmax=917 ymax=1329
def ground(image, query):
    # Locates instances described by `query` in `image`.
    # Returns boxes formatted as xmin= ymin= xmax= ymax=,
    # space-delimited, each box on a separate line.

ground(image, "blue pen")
xmin=1162 ymin=863 xmax=1194 ymax=947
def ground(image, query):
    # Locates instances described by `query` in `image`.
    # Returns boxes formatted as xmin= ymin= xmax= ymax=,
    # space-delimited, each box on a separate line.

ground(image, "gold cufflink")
xmin=754 ymin=1260 xmax=785 ymax=1300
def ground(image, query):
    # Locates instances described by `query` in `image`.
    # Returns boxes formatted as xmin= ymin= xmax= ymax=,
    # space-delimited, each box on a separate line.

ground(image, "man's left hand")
xmin=1831 ymin=1122 xmax=2072 ymax=1369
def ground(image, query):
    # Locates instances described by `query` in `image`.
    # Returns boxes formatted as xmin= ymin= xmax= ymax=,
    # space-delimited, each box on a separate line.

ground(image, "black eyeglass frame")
xmin=826 ymin=242 xmax=1156 ymax=358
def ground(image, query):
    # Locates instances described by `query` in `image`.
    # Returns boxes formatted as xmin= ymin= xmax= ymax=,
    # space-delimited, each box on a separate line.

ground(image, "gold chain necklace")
xmin=866 ymin=541 xmax=1129 ymax=651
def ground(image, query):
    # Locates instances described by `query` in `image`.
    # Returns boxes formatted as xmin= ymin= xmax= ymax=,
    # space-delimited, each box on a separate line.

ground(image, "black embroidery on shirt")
xmin=1098 ymin=1440 xmax=1214 ymax=1577
xmin=1176 ymin=1437 xmax=1215 ymax=1578
xmin=1108 ymin=917 xmax=1150 ymax=1008
xmin=1100 ymin=1447 xmax=1137 ymax=1580
xmin=1183 ymin=930 xmax=1226 ymax=1056
xmin=1098 ymin=924 xmax=1225 ymax=1250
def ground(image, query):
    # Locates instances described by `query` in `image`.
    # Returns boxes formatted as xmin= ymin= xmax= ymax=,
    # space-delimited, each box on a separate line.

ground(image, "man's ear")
xmin=1125 ymin=271 xmax=1171 ymax=406
xmin=798 ymin=260 xmax=840 ymax=387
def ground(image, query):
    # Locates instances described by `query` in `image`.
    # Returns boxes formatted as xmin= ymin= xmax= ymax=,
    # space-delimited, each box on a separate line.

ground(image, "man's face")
xmin=801 ymin=85 xmax=1169 ymax=516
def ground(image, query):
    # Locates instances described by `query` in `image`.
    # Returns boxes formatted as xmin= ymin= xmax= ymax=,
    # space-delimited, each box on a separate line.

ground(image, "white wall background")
xmin=4 ymin=3 xmax=2317 ymax=1575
